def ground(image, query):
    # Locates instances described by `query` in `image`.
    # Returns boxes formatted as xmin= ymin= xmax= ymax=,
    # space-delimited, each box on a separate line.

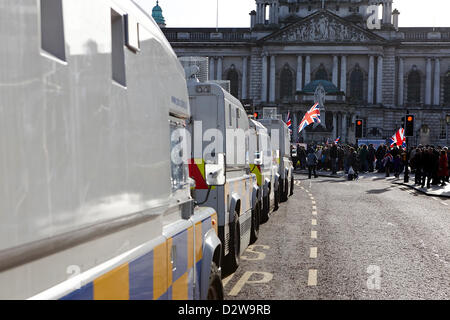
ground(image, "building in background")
xmin=161 ymin=0 xmax=450 ymax=146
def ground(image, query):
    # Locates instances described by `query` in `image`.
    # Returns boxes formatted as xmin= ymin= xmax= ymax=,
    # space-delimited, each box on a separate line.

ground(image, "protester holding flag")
xmin=298 ymin=103 xmax=320 ymax=133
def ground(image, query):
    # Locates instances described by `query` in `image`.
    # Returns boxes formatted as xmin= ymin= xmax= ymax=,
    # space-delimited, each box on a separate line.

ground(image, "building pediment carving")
xmin=263 ymin=11 xmax=384 ymax=43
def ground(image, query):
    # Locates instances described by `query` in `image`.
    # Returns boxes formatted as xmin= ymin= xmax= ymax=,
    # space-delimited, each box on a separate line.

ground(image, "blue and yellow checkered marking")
xmin=60 ymin=214 xmax=217 ymax=300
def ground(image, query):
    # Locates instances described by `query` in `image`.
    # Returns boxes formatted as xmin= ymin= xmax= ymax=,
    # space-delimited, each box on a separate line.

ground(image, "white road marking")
xmin=228 ymin=271 xmax=273 ymax=296
xmin=310 ymin=247 xmax=317 ymax=258
xmin=312 ymin=211 xmax=317 ymax=216
xmin=312 ymin=206 xmax=317 ymax=210
xmin=308 ymin=270 xmax=317 ymax=286
xmin=241 ymin=245 xmax=270 ymax=261
xmin=312 ymin=219 xmax=317 ymax=226
xmin=222 ymin=273 xmax=234 ymax=288
xmin=441 ymin=202 xmax=448 ymax=206
xmin=311 ymin=200 xmax=316 ymax=204
xmin=432 ymin=197 xmax=440 ymax=201
xmin=311 ymin=231 xmax=317 ymax=239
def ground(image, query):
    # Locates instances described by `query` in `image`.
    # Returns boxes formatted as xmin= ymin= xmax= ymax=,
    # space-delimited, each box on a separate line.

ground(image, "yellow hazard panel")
xmin=93 ymin=264 xmax=130 ymax=300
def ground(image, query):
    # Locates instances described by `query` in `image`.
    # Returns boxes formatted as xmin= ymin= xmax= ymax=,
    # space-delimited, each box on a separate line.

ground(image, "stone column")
xmin=217 ymin=57 xmax=223 ymax=81
xmin=305 ymin=56 xmax=311 ymax=85
xmin=274 ymin=2 xmax=279 ymax=24
xmin=376 ymin=56 xmax=383 ymax=104
xmin=332 ymin=56 xmax=339 ymax=87
xmin=296 ymin=56 xmax=303 ymax=92
xmin=332 ymin=112 xmax=337 ymax=140
xmin=242 ymin=56 xmax=248 ymax=100
xmin=261 ymin=53 xmax=268 ymax=102
xmin=342 ymin=114 xmax=348 ymax=143
xmin=425 ymin=57 xmax=432 ymax=105
xmin=368 ymin=55 xmax=375 ymax=104
xmin=269 ymin=55 xmax=276 ymax=103
xmin=398 ymin=57 xmax=404 ymax=106
xmin=340 ymin=56 xmax=347 ymax=94
xmin=434 ymin=58 xmax=441 ymax=106
xmin=209 ymin=57 xmax=215 ymax=81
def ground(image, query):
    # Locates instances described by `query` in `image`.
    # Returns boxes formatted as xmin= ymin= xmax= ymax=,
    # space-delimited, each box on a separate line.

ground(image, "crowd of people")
xmin=292 ymin=142 xmax=450 ymax=188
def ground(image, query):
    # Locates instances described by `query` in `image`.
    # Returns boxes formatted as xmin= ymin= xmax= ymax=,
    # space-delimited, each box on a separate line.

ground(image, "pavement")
xmin=223 ymin=174 xmax=450 ymax=300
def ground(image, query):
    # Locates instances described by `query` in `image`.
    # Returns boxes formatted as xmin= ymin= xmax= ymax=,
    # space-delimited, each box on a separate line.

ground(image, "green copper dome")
xmin=301 ymin=80 xmax=340 ymax=94
xmin=152 ymin=1 xmax=166 ymax=26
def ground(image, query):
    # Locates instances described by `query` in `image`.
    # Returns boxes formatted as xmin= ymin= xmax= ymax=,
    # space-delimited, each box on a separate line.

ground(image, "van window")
xmin=111 ymin=9 xmax=126 ymax=86
xmin=40 ymin=0 xmax=66 ymax=61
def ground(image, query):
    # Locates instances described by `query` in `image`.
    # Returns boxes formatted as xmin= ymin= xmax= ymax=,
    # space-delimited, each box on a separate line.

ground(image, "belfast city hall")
xmin=159 ymin=0 xmax=450 ymax=146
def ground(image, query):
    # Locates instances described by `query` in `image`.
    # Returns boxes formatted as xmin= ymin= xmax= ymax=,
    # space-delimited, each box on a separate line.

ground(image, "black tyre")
xmin=207 ymin=261 xmax=224 ymax=300
xmin=261 ymin=194 xmax=270 ymax=223
xmin=281 ymin=178 xmax=288 ymax=202
xmin=274 ymin=186 xmax=280 ymax=211
xmin=290 ymin=175 xmax=294 ymax=196
xmin=225 ymin=212 xmax=240 ymax=273
xmin=250 ymin=200 xmax=260 ymax=244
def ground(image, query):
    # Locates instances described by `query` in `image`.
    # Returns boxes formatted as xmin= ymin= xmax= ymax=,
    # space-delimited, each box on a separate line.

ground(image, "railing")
xmin=163 ymin=29 xmax=250 ymax=42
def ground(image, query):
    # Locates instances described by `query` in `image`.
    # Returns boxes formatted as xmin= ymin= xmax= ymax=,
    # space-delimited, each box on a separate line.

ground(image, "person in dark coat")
xmin=330 ymin=143 xmax=338 ymax=175
xmin=422 ymin=147 xmax=434 ymax=189
xmin=438 ymin=148 xmax=449 ymax=186
xmin=306 ymin=147 xmax=318 ymax=179
xmin=368 ymin=144 xmax=376 ymax=172
xmin=411 ymin=148 xmax=423 ymax=185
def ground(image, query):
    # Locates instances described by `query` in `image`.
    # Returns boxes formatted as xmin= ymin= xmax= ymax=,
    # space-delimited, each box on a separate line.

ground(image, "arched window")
xmin=350 ymin=65 xmax=364 ymax=102
xmin=227 ymin=65 xmax=239 ymax=98
xmin=444 ymin=71 xmax=450 ymax=105
xmin=280 ymin=64 xmax=293 ymax=100
xmin=407 ymin=67 xmax=421 ymax=103
xmin=315 ymin=64 xmax=328 ymax=81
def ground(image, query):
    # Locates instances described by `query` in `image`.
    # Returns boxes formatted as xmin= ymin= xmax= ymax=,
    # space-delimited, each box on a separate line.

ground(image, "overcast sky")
xmin=135 ymin=0 xmax=450 ymax=28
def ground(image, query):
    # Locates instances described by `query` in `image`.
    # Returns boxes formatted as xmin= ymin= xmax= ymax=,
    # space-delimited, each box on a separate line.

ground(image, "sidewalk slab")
xmin=393 ymin=181 xmax=450 ymax=198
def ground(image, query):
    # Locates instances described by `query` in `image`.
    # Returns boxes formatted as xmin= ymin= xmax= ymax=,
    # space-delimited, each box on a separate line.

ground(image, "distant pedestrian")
xmin=438 ymin=149 xmax=449 ymax=186
xmin=307 ymin=147 xmax=318 ymax=179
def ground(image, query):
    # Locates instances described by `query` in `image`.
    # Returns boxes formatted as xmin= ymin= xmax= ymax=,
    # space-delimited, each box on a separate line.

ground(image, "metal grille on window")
xmin=350 ymin=65 xmax=364 ymax=103
xmin=227 ymin=65 xmax=239 ymax=98
xmin=280 ymin=64 xmax=293 ymax=100
xmin=407 ymin=68 xmax=421 ymax=103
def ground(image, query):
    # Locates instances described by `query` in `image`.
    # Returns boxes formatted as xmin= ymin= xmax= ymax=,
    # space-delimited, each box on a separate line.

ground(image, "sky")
xmin=135 ymin=0 xmax=450 ymax=28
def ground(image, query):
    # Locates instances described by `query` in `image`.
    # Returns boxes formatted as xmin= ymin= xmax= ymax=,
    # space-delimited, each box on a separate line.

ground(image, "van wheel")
xmin=207 ymin=261 xmax=224 ymax=300
xmin=281 ymin=178 xmax=288 ymax=202
xmin=250 ymin=200 xmax=260 ymax=244
xmin=290 ymin=176 xmax=294 ymax=196
xmin=225 ymin=212 xmax=240 ymax=273
xmin=274 ymin=187 xmax=279 ymax=211
xmin=261 ymin=194 xmax=270 ymax=223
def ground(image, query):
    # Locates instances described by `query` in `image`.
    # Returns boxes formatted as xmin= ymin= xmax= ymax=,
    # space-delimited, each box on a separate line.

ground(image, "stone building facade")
xmin=161 ymin=0 xmax=450 ymax=146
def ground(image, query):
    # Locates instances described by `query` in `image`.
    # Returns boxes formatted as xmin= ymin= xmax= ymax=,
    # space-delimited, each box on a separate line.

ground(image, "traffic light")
xmin=405 ymin=114 xmax=415 ymax=137
xmin=253 ymin=112 xmax=259 ymax=119
xmin=355 ymin=119 xmax=363 ymax=138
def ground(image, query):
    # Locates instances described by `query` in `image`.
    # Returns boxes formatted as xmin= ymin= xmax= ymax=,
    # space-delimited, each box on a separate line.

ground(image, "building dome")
xmin=301 ymin=80 xmax=341 ymax=95
xmin=152 ymin=1 xmax=166 ymax=27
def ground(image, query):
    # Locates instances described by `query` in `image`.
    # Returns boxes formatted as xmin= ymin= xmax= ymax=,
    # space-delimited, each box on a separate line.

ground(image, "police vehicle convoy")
xmin=185 ymin=58 xmax=294 ymax=274
xmin=0 ymin=0 xmax=222 ymax=300
xmin=0 ymin=1 xmax=295 ymax=300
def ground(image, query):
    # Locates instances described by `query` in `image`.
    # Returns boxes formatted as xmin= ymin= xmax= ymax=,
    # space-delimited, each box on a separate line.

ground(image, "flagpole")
xmin=216 ymin=0 xmax=219 ymax=32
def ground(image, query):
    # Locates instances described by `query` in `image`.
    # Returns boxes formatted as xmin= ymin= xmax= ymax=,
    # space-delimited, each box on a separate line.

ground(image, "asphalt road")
xmin=223 ymin=173 xmax=450 ymax=300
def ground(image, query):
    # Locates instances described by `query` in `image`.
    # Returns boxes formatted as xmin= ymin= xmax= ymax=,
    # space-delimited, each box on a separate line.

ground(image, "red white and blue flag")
xmin=286 ymin=111 xmax=292 ymax=132
xmin=298 ymin=103 xmax=321 ymax=133
xmin=335 ymin=137 xmax=340 ymax=144
xmin=390 ymin=128 xmax=406 ymax=148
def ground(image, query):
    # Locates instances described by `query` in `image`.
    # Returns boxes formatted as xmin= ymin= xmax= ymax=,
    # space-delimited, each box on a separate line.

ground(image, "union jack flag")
xmin=335 ymin=137 xmax=340 ymax=144
xmin=286 ymin=111 xmax=292 ymax=132
xmin=390 ymin=128 xmax=406 ymax=148
xmin=298 ymin=103 xmax=321 ymax=133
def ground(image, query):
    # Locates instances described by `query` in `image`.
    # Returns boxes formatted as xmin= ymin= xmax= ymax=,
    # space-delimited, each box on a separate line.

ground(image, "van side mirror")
xmin=205 ymin=153 xmax=226 ymax=186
